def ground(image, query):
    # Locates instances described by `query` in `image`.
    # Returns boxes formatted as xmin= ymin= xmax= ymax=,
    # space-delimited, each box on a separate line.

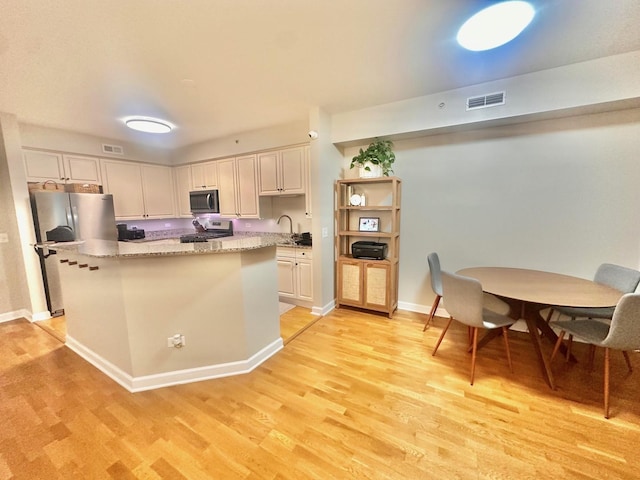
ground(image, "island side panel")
xmin=57 ymin=253 xmax=134 ymax=375
xmin=120 ymin=249 xmax=279 ymax=377
xmin=240 ymin=245 xmax=281 ymax=355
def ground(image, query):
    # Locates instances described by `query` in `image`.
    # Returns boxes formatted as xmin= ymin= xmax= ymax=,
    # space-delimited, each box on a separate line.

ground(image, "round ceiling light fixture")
xmin=125 ymin=117 xmax=174 ymax=134
xmin=457 ymin=1 xmax=535 ymax=51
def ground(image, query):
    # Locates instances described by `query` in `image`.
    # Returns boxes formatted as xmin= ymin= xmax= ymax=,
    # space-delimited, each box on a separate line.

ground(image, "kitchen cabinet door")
xmin=101 ymin=160 xmax=175 ymax=220
xmin=23 ymin=150 xmax=65 ymax=182
xmin=24 ymin=151 xmax=102 ymax=184
xmin=297 ymin=255 xmax=313 ymax=301
xmin=217 ymin=157 xmax=238 ymax=217
xmin=63 ymin=155 xmax=102 ymax=184
xmin=236 ymin=155 xmax=259 ymax=217
xmin=258 ymin=147 xmax=305 ymax=196
xmin=277 ymin=256 xmax=296 ymax=297
xmin=101 ymin=160 xmax=145 ymax=218
xmin=191 ymin=161 xmax=218 ymax=190
xmin=141 ymin=164 xmax=175 ymax=218
xmin=304 ymin=145 xmax=312 ymax=218
xmin=217 ymin=155 xmax=265 ymax=218
xmin=280 ymin=146 xmax=305 ymax=194
xmin=173 ymin=165 xmax=192 ymax=217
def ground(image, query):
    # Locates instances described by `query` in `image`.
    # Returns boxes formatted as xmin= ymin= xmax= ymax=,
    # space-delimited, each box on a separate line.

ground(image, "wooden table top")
xmin=457 ymin=267 xmax=623 ymax=308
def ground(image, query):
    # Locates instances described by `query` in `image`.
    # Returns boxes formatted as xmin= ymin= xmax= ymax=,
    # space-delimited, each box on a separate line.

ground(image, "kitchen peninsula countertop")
xmin=40 ymin=235 xmax=281 ymax=258
xmin=40 ymin=231 xmax=311 ymax=258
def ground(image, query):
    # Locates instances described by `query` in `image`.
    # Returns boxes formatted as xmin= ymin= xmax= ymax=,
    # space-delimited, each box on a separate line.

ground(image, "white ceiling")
xmin=1 ymin=0 xmax=639 ymax=150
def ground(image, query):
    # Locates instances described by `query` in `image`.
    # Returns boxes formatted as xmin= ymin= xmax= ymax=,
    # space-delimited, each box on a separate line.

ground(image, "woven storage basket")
xmin=27 ymin=181 xmax=65 ymax=192
xmin=64 ymin=183 xmax=102 ymax=193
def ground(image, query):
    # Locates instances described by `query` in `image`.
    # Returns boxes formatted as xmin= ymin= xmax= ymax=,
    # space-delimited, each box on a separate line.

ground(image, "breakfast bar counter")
xmin=47 ymin=236 xmax=282 ymax=392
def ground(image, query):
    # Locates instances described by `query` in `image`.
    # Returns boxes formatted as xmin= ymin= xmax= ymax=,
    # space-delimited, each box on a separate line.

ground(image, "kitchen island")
xmin=44 ymin=236 xmax=281 ymax=392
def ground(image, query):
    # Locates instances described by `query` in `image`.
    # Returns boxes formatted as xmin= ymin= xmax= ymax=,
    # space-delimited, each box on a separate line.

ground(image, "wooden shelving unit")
xmin=335 ymin=177 xmax=401 ymax=318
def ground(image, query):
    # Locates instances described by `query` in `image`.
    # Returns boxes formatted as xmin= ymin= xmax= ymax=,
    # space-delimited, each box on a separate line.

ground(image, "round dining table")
xmin=457 ymin=267 xmax=623 ymax=389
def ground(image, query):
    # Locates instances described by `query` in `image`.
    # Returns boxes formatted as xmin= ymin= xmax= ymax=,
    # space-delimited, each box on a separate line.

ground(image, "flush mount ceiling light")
xmin=125 ymin=117 xmax=174 ymax=134
xmin=457 ymin=1 xmax=535 ymax=51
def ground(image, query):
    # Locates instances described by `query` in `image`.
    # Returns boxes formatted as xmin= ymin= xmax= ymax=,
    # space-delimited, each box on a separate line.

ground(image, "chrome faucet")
xmin=277 ymin=214 xmax=293 ymax=235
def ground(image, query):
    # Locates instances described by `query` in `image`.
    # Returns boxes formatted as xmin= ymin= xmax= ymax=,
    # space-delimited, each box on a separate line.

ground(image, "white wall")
xmin=172 ymin=120 xmax=309 ymax=164
xmin=20 ymin=124 xmax=172 ymax=165
xmin=332 ymin=51 xmax=640 ymax=146
xmin=341 ymin=108 xmax=640 ymax=312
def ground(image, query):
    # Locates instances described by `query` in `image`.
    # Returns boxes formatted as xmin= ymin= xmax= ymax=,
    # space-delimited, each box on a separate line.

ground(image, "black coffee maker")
xmin=117 ymin=223 xmax=145 ymax=241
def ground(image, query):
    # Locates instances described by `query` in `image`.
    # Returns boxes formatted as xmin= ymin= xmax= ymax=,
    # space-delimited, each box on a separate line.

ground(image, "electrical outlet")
xmin=164 ymin=223 xmax=171 ymax=227
xmin=245 ymin=223 xmax=251 ymax=228
xmin=322 ymin=227 xmax=328 ymax=238
xmin=0 ymin=233 xmax=8 ymax=243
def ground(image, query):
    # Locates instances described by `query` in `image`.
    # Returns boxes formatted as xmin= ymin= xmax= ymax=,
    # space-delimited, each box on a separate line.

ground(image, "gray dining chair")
xmin=432 ymin=271 xmax=516 ymax=385
xmin=550 ymin=293 xmax=640 ymax=418
xmin=423 ymin=252 xmax=443 ymax=331
xmin=546 ymin=263 xmax=640 ymax=325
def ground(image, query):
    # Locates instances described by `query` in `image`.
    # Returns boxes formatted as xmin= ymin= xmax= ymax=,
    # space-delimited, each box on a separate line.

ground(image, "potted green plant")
xmin=350 ymin=139 xmax=396 ymax=177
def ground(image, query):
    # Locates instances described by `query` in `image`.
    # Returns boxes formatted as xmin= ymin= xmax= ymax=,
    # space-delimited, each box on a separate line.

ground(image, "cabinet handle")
xmin=68 ymin=261 xmax=77 ymax=266
xmin=79 ymin=263 xmax=88 ymax=268
xmin=60 ymin=259 xmax=69 ymax=263
xmin=89 ymin=266 xmax=99 ymax=271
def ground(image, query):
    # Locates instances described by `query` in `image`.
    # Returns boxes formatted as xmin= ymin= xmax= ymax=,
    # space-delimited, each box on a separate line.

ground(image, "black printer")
xmin=351 ymin=241 xmax=388 ymax=260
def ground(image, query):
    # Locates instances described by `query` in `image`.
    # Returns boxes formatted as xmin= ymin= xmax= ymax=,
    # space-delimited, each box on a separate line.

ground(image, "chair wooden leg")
xmin=604 ymin=347 xmax=610 ymax=419
xmin=470 ymin=327 xmax=478 ymax=385
xmin=545 ymin=308 xmax=555 ymax=325
xmin=432 ymin=316 xmax=453 ymax=356
xmin=502 ymin=326 xmax=513 ymax=373
xmin=423 ymin=295 xmax=441 ymax=331
xmin=550 ymin=330 xmax=565 ymax=362
xmin=565 ymin=334 xmax=573 ymax=363
xmin=622 ymin=351 xmax=633 ymax=372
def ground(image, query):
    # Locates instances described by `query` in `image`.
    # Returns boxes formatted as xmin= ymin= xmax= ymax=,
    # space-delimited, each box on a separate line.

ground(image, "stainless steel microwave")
xmin=189 ymin=190 xmax=220 ymax=214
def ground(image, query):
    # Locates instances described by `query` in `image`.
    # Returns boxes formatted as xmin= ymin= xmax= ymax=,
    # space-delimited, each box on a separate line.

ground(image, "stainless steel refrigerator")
xmin=30 ymin=190 xmax=118 ymax=316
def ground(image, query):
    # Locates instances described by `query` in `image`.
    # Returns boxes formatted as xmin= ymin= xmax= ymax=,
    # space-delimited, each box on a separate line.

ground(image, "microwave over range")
xmin=190 ymin=189 xmax=220 ymax=214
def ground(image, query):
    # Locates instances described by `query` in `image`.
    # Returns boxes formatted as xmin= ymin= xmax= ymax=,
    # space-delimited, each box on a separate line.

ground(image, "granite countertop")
xmin=37 ymin=232 xmax=311 ymax=258
xmin=38 ymin=235 xmax=280 ymax=258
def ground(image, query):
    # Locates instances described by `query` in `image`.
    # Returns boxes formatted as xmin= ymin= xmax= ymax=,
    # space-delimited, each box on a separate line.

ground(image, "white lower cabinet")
xmin=277 ymin=247 xmax=312 ymax=304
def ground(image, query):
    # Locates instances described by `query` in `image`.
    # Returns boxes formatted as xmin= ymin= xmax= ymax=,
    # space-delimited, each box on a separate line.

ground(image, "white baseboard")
xmin=65 ymin=336 xmax=284 ymax=393
xmin=0 ymin=309 xmax=33 ymax=324
xmin=312 ymin=299 xmax=334 ymax=317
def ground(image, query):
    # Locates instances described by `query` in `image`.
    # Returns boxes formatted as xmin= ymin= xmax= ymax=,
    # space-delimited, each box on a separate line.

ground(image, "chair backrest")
xmin=594 ymin=263 xmax=640 ymax=294
xmin=441 ymin=271 xmax=485 ymax=328
xmin=427 ymin=252 xmax=443 ymax=296
xmin=602 ymin=293 xmax=640 ymax=351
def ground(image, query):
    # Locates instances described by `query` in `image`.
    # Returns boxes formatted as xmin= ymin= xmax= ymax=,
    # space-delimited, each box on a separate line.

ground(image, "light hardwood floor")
xmin=3 ymin=308 xmax=640 ymax=479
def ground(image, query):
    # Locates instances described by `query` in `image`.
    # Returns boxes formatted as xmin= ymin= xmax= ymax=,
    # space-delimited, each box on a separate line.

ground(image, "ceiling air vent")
xmin=102 ymin=143 xmax=124 ymax=155
xmin=466 ymin=91 xmax=505 ymax=110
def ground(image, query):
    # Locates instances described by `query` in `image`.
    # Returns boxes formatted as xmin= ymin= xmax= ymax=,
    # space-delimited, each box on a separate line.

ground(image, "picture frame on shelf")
xmin=358 ymin=217 xmax=380 ymax=232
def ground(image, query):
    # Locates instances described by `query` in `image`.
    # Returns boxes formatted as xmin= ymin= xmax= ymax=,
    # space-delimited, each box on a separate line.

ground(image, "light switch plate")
xmin=0 ymin=233 xmax=8 ymax=243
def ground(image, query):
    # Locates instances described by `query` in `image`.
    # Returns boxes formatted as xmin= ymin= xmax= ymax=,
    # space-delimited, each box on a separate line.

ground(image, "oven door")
xmin=189 ymin=190 xmax=220 ymax=214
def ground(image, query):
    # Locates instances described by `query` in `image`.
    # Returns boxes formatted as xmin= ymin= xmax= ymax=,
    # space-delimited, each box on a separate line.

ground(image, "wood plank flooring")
xmin=2 ymin=308 xmax=640 ymax=479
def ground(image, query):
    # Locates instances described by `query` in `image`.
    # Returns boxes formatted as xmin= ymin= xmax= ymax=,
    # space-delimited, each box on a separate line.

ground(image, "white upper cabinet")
xmin=173 ymin=165 xmax=193 ymax=218
xmin=191 ymin=161 xmax=218 ymax=190
xmin=24 ymin=150 xmax=102 ymax=184
xmin=217 ymin=155 xmax=270 ymax=219
xmin=101 ymin=159 xmax=175 ymax=220
xmin=304 ymin=145 xmax=312 ymax=218
xmin=258 ymin=146 xmax=305 ymax=196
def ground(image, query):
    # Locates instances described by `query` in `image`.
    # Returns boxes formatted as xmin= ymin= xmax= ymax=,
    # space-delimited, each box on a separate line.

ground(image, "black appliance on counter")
xmin=352 ymin=241 xmax=388 ymax=260
xmin=294 ymin=232 xmax=312 ymax=246
xmin=117 ymin=223 xmax=145 ymax=241
xmin=180 ymin=220 xmax=234 ymax=243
